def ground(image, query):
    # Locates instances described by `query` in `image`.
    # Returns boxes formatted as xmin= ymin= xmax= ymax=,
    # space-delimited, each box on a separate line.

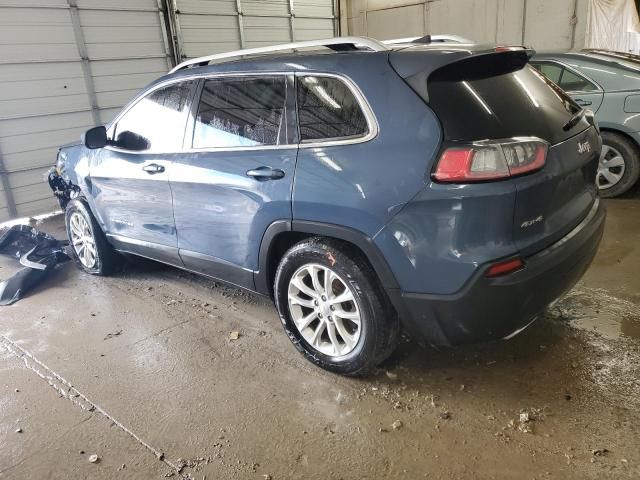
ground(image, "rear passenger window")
xmin=113 ymin=81 xmax=194 ymax=152
xmin=535 ymin=63 xmax=562 ymax=84
xmin=558 ymin=69 xmax=599 ymax=92
xmin=531 ymin=62 xmax=599 ymax=93
xmin=193 ymin=76 xmax=286 ymax=149
xmin=296 ymin=76 xmax=368 ymax=142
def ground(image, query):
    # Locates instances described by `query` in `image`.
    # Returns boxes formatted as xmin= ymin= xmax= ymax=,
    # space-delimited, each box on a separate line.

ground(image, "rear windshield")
xmin=427 ymin=56 xmax=587 ymax=144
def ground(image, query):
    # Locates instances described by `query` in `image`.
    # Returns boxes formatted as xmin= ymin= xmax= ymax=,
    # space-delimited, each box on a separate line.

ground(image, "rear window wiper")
xmin=563 ymin=109 xmax=585 ymax=131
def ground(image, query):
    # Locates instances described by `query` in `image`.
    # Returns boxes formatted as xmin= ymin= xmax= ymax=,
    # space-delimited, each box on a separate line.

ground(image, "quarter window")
xmin=296 ymin=76 xmax=368 ymax=142
xmin=535 ymin=63 xmax=562 ymax=84
xmin=530 ymin=62 xmax=599 ymax=92
xmin=192 ymin=77 xmax=286 ymax=149
xmin=558 ymin=69 xmax=599 ymax=92
xmin=113 ymin=81 xmax=194 ymax=152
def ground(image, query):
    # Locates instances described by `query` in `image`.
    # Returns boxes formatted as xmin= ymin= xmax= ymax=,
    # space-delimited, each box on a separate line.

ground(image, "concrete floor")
xmin=1 ymin=195 xmax=639 ymax=480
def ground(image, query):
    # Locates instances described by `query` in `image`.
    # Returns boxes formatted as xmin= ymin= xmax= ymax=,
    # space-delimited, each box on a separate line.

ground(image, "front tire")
xmin=274 ymin=238 xmax=399 ymax=375
xmin=598 ymin=131 xmax=640 ymax=198
xmin=65 ymin=198 xmax=121 ymax=275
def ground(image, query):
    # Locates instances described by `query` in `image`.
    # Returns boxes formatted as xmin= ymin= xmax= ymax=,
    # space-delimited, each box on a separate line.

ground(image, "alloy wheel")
xmin=287 ymin=263 xmax=361 ymax=357
xmin=597 ymin=144 xmax=626 ymax=190
xmin=69 ymin=212 xmax=97 ymax=269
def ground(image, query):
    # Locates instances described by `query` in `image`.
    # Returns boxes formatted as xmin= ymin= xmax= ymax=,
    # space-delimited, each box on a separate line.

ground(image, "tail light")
xmin=433 ymin=138 xmax=548 ymax=183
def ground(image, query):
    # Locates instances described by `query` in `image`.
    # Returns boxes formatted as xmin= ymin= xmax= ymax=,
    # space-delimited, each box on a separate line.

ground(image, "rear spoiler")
xmin=389 ymin=46 xmax=535 ymax=102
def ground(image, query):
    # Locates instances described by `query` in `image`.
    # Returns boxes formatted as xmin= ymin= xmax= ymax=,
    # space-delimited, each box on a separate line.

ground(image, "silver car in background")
xmin=531 ymin=50 xmax=640 ymax=197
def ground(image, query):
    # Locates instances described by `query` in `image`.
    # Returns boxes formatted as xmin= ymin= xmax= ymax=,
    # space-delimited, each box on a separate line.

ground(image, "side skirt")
xmin=106 ymin=234 xmax=260 ymax=296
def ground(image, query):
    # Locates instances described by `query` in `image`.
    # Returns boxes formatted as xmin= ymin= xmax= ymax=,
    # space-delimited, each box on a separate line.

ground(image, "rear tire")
xmin=274 ymin=237 xmax=399 ymax=376
xmin=65 ymin=198 xmax=121 ymax=275
xmin=598 ymin=131 xmax=640 ymax=198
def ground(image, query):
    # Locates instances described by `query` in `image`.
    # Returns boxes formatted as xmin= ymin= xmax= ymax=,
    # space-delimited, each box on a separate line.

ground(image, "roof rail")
xmin=168 ymin=36 xmax=388 ymax=73
xmin=383 ymin=34 xmax=474 ymax=45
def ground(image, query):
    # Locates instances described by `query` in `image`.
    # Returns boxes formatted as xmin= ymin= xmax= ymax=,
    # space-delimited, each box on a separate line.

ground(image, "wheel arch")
xmin=599 ymin=126 xmax=640 ymax=152
xmin=255 ymin=220 xmax=401 ymax=300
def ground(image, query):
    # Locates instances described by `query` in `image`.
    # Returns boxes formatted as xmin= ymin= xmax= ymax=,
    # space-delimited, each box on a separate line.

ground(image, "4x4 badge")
xmin=577 ymin=140 xmax=591 ymax=154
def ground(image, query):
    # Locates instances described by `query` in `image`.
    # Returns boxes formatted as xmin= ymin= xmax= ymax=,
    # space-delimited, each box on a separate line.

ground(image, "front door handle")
xmin=246 ymin=166 xmax=285 ymax=180
xmin=142 ymin=163 xmax=165 ymax=174
xmin=575 ymin=98 xmax=593 ymax=107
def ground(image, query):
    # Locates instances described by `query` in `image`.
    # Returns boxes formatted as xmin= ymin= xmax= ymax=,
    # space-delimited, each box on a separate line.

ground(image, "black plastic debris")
xmin=0 ymin=225 xmax=70 ymax=306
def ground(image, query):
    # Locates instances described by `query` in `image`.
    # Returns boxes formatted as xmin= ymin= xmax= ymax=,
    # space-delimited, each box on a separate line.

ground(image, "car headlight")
xmin=55 ymin=149 xmax=66 ymax=174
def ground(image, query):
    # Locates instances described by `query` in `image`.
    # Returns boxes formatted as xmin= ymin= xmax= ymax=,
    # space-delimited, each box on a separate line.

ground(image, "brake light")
xmin=486 ymin=258 xmax=524 ymax=277
xmin=494 ymin=45 xmax=527 ymax=52
xmin=433 ymin=138 xmax=548 ymax=183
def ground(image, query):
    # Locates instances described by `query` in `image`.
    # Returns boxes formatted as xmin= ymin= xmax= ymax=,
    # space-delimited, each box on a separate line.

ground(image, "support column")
xmin=521 ymin=0 xmax=528 ymax=45
xmin=0 ymin=151 xmax=17 ymax=219
xmin=157 ymin=0 xmax=180 ymax=67
xmin=288 ymin=0 xmax=296 ymax=41
xmin=236 ymin=0 xmax=246 ymax=48
xmin=67 ymin=0 xmax=100 ymax=126
xmin=338 ymin=0 xmax=348 ymax=36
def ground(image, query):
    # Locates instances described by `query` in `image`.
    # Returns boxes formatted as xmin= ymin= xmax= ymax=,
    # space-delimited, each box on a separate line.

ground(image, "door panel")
xmin=170 ymin=74 xmax=295 ymax=289
xmin=171 ymin=148 xmax=296 ymax=287
xmin=570 ymin=92 xmax=604 ymax=113
xmin=90 ymin=149 xmax=180 ymax=263
xmin=88 ymin=80 xmax=196 ymax=263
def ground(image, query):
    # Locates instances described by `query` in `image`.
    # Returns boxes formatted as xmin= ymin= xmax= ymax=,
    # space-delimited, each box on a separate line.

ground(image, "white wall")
xmin=345 ymin=0 xmax=590 ymax=51
xmin=0 ymin=0 xmax=173 ymax=221
xmin=175 ymin=0 xmax=337 ymax=59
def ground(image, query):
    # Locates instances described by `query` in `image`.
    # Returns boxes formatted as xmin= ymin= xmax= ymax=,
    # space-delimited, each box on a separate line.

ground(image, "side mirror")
xmin=84 ymin=126 xmax=108 ymax=149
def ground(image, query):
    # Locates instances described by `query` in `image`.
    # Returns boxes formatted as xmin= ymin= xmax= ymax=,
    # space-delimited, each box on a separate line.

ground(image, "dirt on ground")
xmin=0 ymin=195 xmax=639 ymax=480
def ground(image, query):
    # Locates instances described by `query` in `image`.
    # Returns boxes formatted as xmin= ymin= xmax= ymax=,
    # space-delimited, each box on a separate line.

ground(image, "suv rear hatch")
xmin=391 ymin=47 xmax=601 ymax=255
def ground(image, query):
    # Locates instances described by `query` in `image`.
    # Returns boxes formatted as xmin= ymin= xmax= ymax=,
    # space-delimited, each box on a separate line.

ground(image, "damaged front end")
xmin=48 ymin=166 xmax=79 ymax=210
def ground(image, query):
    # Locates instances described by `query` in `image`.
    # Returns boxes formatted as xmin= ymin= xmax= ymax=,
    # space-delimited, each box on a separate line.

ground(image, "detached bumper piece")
xmin=0 ymin=225 xmax=70 ymax=306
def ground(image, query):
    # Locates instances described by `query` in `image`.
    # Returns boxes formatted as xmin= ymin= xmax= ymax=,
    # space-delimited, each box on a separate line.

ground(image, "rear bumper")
xmin=396 ymin=199 xmax=606 ymax=346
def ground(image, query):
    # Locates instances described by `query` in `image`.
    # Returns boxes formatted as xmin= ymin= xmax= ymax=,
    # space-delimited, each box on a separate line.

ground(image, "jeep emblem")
xmin=577 ymin=140 xmax=591 ymax=154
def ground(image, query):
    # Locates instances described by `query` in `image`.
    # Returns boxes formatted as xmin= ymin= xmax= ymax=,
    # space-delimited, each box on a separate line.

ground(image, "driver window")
xmin=113 ymin=81 xmax=194 ymax=152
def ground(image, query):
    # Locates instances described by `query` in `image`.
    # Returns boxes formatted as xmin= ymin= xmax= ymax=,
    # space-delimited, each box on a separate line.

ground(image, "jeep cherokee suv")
xmin=49 ymin=37 xmax=606 ymax=375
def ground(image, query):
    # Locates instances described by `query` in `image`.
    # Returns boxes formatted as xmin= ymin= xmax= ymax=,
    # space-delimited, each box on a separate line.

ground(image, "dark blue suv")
xmin=49 ymin=37 xmax=606 ymax=375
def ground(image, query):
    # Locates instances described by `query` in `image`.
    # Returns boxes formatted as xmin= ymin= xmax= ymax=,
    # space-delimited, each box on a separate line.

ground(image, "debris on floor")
xmin=0 ymin=225 xmax=69 ymax=306
xmin=104 ymin=330 xmax=123 ymax=340
xmin=88 ymin=454 xmax=100 ymax=463
xmin=229 ymin=331 xmax=240 ymax=340
xmin=385 ymin=370 xmax=398 ymax=381
xmin=439 ymin=411 xmax=451 ymax=420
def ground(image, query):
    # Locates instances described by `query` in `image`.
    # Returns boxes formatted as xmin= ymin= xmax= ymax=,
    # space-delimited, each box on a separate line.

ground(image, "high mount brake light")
xmin=494 ymin=45 xmax=527 ymax=52
xmin=433 ymin=139 xmax=548 ymax=183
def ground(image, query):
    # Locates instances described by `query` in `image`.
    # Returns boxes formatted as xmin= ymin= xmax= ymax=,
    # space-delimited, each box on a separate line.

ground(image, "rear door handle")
xmin=575 ymin=98 xmax=592 ymax=107
xmin=246 ymin=166 xmax=285 ymax=180
xmin=142 ymin=163 xmax=165 ymax=174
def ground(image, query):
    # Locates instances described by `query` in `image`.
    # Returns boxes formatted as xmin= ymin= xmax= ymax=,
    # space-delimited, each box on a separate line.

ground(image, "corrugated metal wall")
xmin=0 ymin=0 xmax=337 ymax=222
xmin=345 ymin=0 xmax=589 ymax=51
xmin=175 ymin=0 xmax=337 ymax=59
xmin=0 ymin=0 xmax=172 ymax=221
